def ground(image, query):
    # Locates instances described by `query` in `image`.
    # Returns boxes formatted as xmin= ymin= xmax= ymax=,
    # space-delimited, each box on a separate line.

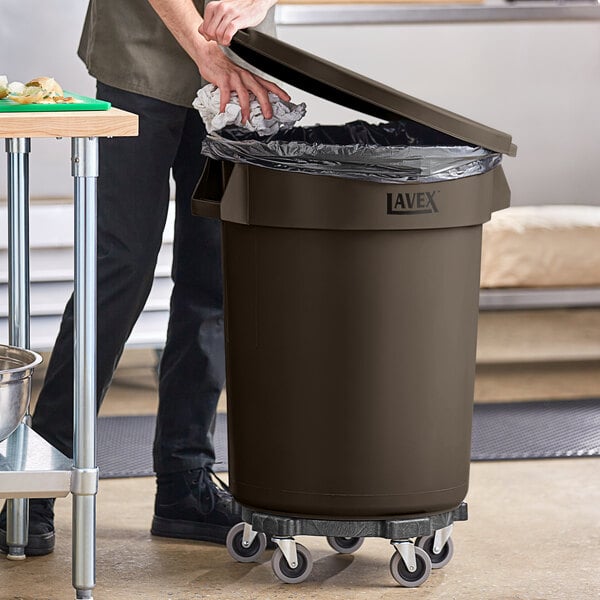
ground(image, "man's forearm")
xmin=147 ymin=0 xmax=289 ymax=118
xmin=146 ymin=0 xmax=211 ymax=66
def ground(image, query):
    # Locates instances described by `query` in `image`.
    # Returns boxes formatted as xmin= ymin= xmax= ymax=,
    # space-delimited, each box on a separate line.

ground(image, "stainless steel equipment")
xmin=0 ymin=345 xmax=42 ymax=442
xmin=0 ymin=108 xmax=137 ymax=598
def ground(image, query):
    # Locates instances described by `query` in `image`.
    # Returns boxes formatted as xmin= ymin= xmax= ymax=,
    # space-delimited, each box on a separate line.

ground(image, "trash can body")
xmin=195 ymin=163 xmax=510 ymax=518
xmin=193 ymin=28 xmax=516 ymax=521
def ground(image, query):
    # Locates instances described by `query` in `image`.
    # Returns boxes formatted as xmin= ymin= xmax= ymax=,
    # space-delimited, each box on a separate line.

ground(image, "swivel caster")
xmin=271 ymin=538 xmax=313 ymax=584
xmin=416 ymin=524 xmax=454 ymax=569
xmin=226 ymin=523 xmax=267 ymax=563
xmin=326 ymin=536 xmax=364 ymax=554
xmin=390 ymin=541 xmax=431 ymax=587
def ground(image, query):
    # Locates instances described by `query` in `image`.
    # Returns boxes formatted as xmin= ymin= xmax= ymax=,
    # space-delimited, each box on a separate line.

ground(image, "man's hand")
xmin=146 ymin=0 xmax=287 ymax=120
xmin=198 ymin=42 xmax=289 ymax=121
xmin=199 ymin=0 xmax=276 ymax=46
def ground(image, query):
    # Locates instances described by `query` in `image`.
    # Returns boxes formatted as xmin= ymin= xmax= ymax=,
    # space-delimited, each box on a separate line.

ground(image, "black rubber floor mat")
xmin=471 ymin=397 xmax=600 ymax=460
xmin=97 ymin=412 xmax=228 ymax=479
xmin=97 ymin=398 xmax=600 ymax=479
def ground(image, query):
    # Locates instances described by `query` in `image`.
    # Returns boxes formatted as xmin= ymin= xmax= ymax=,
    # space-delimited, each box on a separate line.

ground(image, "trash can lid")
xmin=230 ymin=30 xmax=517 ymax=157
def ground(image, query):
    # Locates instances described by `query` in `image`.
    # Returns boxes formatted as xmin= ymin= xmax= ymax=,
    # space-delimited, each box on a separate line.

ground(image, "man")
xmin=0 ymin=0 xmax=287 ymax=556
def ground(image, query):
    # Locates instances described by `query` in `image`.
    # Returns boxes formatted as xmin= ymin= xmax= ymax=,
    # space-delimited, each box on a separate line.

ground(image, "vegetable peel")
xmin=1 ymin=76 xmax=76 ymax=104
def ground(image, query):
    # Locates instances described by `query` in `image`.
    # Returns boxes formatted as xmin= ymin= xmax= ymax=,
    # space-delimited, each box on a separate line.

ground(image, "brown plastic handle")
xmin=492 ymin=165 xmax=511 ymax=213
xmin=191 ymin=158 xmax=233 ymax=219
xmin=192 ymin=198 xmax=221 ymax=219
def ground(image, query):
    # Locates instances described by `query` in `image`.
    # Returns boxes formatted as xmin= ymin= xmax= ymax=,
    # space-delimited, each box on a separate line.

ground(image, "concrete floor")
xmin=2 ymin=309 xmax=600 ymax=599
xmin=2 ymin=461 xmax=598 ymax=600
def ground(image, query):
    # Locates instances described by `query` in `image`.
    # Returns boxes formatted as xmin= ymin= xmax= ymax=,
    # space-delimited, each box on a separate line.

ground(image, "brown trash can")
xmin=193 ymin=31 xmax=516 ymax=520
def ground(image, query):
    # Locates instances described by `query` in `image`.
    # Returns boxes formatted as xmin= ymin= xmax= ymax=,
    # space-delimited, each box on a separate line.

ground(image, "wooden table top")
xmin=0 ymin=107 xmax=138 ymax=139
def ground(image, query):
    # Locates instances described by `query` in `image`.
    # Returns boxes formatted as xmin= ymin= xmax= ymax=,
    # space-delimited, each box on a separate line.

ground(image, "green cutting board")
xmin=0 ymin=91 xmax=111 ymax=112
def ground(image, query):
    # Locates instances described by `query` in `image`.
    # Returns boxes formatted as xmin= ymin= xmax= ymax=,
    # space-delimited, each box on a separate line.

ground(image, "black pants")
xmin=32 ymin=82 xmax=225 ymax=475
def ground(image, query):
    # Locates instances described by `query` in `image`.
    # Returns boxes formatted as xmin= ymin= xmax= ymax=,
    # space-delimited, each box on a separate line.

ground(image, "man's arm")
xmin=146 ymin=0 xmax=288 ymax=120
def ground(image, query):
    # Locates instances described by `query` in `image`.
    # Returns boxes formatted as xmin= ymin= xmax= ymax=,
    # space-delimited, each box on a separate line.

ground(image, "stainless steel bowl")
xmin=0 ymin=345 xmax=42 ymax=442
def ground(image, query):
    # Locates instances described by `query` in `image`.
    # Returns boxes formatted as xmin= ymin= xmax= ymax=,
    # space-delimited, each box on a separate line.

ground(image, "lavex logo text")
xmin=387 ymin=191 xmax=439 ymax=215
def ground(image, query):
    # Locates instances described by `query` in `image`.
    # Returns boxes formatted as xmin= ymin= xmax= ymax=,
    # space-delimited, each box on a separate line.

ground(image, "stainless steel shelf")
xmin=479 ymin=286 xmax=600 ymax=310
xmin=0 ymin=424 xmax=71 ymax=499
xmin=276 ymin=2 xmax=600 ymax=25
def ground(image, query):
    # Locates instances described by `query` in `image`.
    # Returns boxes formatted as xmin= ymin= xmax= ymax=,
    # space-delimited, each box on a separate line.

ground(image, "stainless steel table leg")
xmin=71 ymin=137 xmax=99 ymax=600
xmin=5 ymin=137 xmax=31 ymax=561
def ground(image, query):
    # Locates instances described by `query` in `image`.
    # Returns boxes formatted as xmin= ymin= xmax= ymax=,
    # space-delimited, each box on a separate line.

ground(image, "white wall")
xmin=277 ymin=21 xmax=600 ymax=207
xmin=0 ymin=0 xmax=94 ymax=200
xmin=1 ymin=2 xmax=599 ymax=206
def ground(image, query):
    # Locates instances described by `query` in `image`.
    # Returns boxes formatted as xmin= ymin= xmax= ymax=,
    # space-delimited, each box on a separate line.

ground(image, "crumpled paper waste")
xmin=193 ymin=83 xmax=306 ymax=135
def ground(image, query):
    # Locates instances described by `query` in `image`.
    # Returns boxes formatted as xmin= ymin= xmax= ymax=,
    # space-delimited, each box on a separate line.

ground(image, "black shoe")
xmin=151 ymin=467 xmax=242 ymax=545
xmin=0 ymin=498 xmax=55 ymax=556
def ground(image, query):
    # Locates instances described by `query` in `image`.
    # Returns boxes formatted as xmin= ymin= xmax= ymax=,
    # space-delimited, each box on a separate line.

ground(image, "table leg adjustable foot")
xmin=6 ymin=546 xmax=26 ymax=561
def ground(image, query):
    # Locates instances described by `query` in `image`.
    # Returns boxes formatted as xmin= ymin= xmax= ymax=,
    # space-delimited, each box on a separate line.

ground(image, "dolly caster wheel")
xmin=390 ymin=544 xmax=431 ymax=587
xmin=271 ymin=542 xmax=313 ymax=584
xmin=226 ymin=523 xmax=267 ymax=563
xmin=326 ymin=536 xmax=364 ymax=554
xmin=416 ymin=534 xmax=454 ymax=569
